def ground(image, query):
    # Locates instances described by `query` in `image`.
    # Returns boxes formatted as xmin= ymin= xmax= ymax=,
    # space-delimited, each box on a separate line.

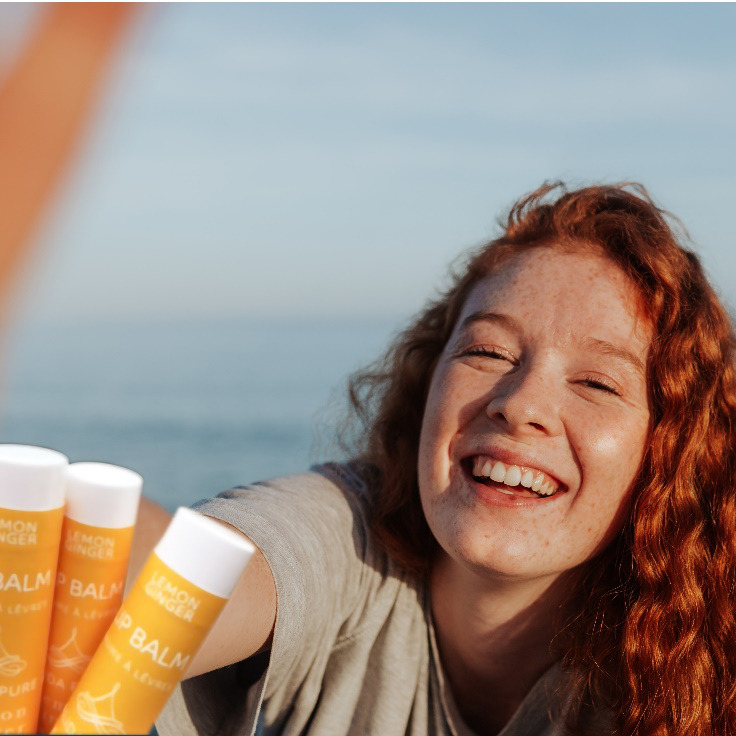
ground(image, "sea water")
xmin=0 ymin=318 xmax=401 ymax=511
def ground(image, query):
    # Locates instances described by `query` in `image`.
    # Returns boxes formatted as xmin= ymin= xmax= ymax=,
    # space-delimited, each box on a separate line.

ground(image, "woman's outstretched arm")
xmin=127 ymin=496 xmax=277 ymax=680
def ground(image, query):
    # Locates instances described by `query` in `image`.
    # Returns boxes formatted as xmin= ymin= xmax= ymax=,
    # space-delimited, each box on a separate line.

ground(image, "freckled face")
xmin=417 ymin=247 xmax=652 ymax=581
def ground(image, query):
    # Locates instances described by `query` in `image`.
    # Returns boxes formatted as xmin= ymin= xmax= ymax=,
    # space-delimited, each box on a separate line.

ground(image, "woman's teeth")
xmin=470 ymin=456 xmax=559 ymax=497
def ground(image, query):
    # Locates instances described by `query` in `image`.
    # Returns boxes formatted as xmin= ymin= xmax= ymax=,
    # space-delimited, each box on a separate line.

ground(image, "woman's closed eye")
xmin=580 ymin=377 xmax=620 ymax=395
xmin=461 ymin=347 xmax=622 ymax=396
xmin=458 ymin=345 xmax=623 ymax=397
xmin=461 ymin=346 xmax=512 ymax=361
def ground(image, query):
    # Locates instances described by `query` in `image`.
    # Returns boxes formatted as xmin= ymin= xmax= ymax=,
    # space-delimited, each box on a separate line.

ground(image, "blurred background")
xmin=0 ymin=3 xmax=734 ymax=510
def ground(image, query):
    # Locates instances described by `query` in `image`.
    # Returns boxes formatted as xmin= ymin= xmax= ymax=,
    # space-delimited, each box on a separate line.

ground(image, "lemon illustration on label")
xmin=47 ymin=627 xmax=91 ymax=673
xmin=76 ymin=682 xmax=124 ymax=734
xmin=0 ymin=628 xmax=26 ymax=677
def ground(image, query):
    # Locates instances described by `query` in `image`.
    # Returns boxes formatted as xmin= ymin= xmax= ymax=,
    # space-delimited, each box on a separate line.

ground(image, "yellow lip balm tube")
xmin=38 ymin=462 xmax=143 ymax=733
xmin=51 ymin=507 xmax=255 ymax=735
xmin=0 ymin=444 xmax=67 ymax=734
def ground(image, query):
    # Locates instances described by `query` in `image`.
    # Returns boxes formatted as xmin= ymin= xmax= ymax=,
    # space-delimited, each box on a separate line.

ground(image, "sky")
xmin=2 ymin=2 xmax=736 ymax=326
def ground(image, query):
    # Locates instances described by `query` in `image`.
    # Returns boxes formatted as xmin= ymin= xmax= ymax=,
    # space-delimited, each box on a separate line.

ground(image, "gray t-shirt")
xmin=156 ymin=464 xmax=606 ymax=736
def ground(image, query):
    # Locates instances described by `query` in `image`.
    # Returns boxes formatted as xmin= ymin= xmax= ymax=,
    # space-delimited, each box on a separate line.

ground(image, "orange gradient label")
xmin=0 ymin=506 xmax=64 ymax=734
xmin=50 ymin=552 xmax=226 ymax=735
xmin=38 ymin=519 xmax=135 ymax=732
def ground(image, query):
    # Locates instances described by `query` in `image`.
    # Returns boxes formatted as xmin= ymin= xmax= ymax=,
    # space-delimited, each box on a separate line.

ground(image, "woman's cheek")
xmin=586 ymin=425 xmax=631 ymax=456
xmin=419 ymin=375 xmax=464 ymax=493
xmin=581 ymin=408 xmax=648 ymax=472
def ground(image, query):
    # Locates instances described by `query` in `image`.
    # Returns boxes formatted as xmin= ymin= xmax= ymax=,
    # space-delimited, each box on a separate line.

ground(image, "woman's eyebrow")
xmin=578 ymin=336 xmax=645 ymax=375
xmin=458 ymin=311 xmax=522 ymax=334
xmin=457 ymin=311 xmax=645 ymax=374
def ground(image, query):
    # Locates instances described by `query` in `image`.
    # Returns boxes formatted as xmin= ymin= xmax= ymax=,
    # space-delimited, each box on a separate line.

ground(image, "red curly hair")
xmin=346 ymin=182 xmax=736 ymax=735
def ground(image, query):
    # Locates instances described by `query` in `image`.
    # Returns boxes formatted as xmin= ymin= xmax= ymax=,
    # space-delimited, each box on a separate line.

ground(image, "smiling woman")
xmin=419 ymin=249 xmax=651 ymax=572
xmin=417 ymin=247 xmax=653 ymax=734
xmin=148 ymin=182 xmax=736 ymax=736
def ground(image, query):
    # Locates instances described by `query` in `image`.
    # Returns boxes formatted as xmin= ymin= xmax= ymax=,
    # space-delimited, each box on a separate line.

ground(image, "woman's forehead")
xmin=455 ymin=248 xmax=652 ymax=355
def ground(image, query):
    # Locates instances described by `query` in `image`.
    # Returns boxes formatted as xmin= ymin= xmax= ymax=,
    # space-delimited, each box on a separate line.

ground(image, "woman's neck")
xmin=429 ymin=554 xmax=575 ymax=736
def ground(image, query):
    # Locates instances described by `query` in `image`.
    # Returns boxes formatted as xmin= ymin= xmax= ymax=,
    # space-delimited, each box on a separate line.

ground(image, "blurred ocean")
xmin=0 ymin=318 xmax=401 ymax=511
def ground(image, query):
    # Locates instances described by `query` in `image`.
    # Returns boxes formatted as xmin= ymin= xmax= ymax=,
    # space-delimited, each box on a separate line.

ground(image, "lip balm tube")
xmin=38 ymin=462 xmax=142 ymax=733
xmin=51 ymin=506 xmax=255 ymax=735
xmin=0 ymin=444 xmax=67 ymax=734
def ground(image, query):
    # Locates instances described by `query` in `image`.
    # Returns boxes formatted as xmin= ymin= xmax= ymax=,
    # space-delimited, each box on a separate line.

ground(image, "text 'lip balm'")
xmin=0 ymin=444 xmax=67 ymax=734
xmin=38 ymin=462 xmax=142 ymax=733
xmin=51 ymin=507 xmax=255 ymax=735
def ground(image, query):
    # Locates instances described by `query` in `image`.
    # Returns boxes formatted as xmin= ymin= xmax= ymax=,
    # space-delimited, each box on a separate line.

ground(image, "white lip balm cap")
xmin=0 ymin=444 xmax=68 ymax=511
xmin=65 ymin=462 xmax=143 ymax=528
xmin=155 ymin=507 xmax=255 ymax=599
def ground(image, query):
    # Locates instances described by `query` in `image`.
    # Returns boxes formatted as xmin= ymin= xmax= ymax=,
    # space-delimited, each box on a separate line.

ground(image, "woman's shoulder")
xmin=194 ymin=459 xmax=416 ymax=620
xmin=207 ymin=459 xmax=378 ymax=507
xmin=195 ymin=460 xmax=377 ymax=536
xmin=172 ymin=463 xmax=430 ymax=735
xmin=308 ymin=459 xmax=379 ymax=529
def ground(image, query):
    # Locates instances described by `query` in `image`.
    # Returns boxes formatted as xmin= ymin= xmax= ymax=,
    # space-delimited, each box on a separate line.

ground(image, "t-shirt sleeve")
xmin=156 ymin=464 xmax=375 ymax=736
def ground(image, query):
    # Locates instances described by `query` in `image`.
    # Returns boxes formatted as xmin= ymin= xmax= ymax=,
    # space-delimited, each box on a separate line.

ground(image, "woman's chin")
xmin=432 ymin=520 xmax=568 ymax=583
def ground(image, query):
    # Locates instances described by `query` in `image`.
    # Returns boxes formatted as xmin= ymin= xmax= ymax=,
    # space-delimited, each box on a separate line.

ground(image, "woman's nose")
xmin=484 ymin=365 xmax=563 ymax=437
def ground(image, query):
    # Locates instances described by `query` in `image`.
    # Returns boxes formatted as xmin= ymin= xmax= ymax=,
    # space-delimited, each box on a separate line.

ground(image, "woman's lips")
xmin=460 ymin=458 xmax=567 ymax=502
xmin=469 ymin=454 xmax=562 ymax=496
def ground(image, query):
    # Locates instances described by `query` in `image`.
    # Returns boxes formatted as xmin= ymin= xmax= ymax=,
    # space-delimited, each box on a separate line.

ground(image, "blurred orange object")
xmin=0 ymin=3 xmax=136 ymax=312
